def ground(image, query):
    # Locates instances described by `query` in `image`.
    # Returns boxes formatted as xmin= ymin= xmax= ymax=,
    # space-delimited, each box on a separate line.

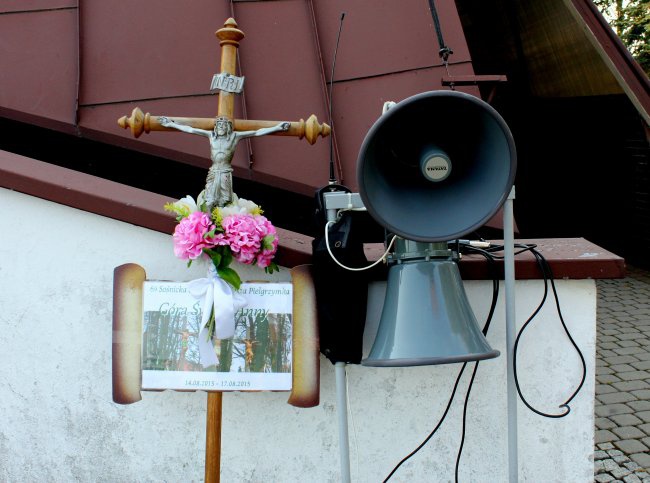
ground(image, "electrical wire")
xmin=324 ymin=220 xmax=396 ymax=272
xmin=383 ymin=248 xmax=499 ymax=482
xmin=382 ymin=242 xmax=587 ymax=481
xmin=468 ymin=243 xmax=587 ymax=417
xmin=382 ymin=361 xmax=468 ymax=483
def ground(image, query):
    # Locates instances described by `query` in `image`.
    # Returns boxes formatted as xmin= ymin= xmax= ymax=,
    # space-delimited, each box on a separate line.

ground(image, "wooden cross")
xmin=117 ymin=18 xmax=329 ymax=483
xmin=117 ymin=18 xmax=330 ymax=147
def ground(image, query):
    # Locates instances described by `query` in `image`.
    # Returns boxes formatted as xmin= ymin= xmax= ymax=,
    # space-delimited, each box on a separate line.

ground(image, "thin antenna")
xmin=328 ymin=12 xmax=346 ymax=185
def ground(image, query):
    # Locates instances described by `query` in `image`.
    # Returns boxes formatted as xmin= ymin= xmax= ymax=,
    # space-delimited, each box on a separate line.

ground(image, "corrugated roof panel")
xmin=78 ymin=1 xmax=230 ymax=105
xmin=0 ymin=9 xmax=77 ymax=127
xmin=311 ymin=0 xmax=472 ymax=82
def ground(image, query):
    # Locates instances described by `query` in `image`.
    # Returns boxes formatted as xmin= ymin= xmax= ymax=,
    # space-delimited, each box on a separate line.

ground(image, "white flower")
xmin=175 ymin=195 xmax=199 ymax=213
xmin=219 ymin=194 xmax=262 ymax=217
xmin=164 ymin=195 xmax=199 ymax=218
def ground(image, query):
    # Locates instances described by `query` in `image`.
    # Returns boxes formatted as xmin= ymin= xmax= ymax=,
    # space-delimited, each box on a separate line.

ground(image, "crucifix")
xmin=118 ymin=18 xmax=330 ymax=211
xmin=117 ymin=17 xmax=330 ymax=483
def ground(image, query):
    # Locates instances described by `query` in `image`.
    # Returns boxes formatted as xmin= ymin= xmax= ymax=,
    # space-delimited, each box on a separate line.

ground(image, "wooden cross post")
xmin=117 ymin=18 xmax=330 ymax=483
xmin=117 ymin=19 xmax=330 ymax=145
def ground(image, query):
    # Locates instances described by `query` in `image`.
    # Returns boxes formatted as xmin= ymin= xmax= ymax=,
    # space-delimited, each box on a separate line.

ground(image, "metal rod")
xmin=335 ymin=361 xmax=352 ymax=483
xmin=503 ymin=186 xmax=518 ymax=483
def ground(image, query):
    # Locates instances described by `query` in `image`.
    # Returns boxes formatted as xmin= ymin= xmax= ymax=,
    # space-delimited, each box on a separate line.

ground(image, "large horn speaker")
xmin=358 ymin=90 xmax=516 ymax=367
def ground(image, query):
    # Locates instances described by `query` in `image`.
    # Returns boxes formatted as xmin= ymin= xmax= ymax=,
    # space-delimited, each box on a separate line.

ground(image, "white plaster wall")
xmin=0 ymin=188 xmax=595 ymax=482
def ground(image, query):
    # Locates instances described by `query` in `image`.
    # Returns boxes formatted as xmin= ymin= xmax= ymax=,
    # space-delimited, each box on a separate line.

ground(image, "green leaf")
xmin=264 ymin=261 xmax=279 ymax=274
xmin=218 ymin=266 xmax=241 ymax=290
xmin=220 ymin=248 xmax=233 ymax=268
xmin=187 ymin=259 xmax=193 ymax=268
xmin=203 ymin=248 xmax=222 ymax=267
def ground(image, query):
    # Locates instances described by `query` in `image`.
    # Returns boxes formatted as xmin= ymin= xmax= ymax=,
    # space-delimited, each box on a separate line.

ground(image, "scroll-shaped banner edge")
xmin=112 ymin=263 xmax=145 ymax=405
xmin=287 ymin=264 xmax=320 ymax=408
xmin=111 ymin=263 xmax=321 ymax=408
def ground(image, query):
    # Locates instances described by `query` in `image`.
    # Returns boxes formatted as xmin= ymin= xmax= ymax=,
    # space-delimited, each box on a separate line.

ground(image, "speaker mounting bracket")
xmin=441 ymin=74 xmax=507 ymax=103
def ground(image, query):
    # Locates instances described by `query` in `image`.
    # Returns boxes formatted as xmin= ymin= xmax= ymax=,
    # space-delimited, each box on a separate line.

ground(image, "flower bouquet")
xmin=164 ymin=192 xmax=279 ymax=340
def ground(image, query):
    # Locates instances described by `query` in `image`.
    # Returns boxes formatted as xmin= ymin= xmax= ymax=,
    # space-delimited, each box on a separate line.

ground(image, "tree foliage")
xmin=594 ymin=0 xmax=650 ymax=74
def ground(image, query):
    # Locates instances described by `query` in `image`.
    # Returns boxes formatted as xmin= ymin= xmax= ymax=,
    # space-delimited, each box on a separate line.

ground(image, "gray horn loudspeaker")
xmin=358 ymin=90 xmax=516 ymax=367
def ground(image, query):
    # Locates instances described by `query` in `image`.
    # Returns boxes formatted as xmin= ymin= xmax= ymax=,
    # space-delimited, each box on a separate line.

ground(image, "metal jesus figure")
xmin=159 ymin=116 xmax=290 ymax=209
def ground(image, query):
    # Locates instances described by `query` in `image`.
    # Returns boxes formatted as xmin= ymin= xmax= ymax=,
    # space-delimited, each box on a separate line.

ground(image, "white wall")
xmin=0 ymin=188 xmax=595 ymax=482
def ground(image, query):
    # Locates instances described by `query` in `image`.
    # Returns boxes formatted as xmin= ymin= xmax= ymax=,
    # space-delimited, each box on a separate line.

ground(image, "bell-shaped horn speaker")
xmin=358 ymin=90 xmax=516 ymax=367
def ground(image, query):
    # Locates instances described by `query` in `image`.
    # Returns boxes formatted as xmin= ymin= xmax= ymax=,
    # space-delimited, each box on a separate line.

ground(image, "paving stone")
xmin=598 ymin=429 xmax=621 ymax=443
xmin=600 ymin=375 xmax=624 ymax=384
xmin=604 ymin=329 xmax=624 ymax=336
xmin=613 ymin=467 xmax=632 ymax=478
xmin=638 ymin=423 xmax=650 ymax=435
xmin=612 ymin=364 xmax=641 ymax=373
xmin=615 ymin=381 xmax=650 ymax=391
xmin=624 ymin=473 xmax=643 ymax=483
xmin=631 ymin=452 xmax=650 ymax=470
xmin=599 ymin=417 xmax=620 ymax=429
xmin=603 ymin=458 xmax=623 ymax=471
xmin=642 ymin=437 xmax=650 ymax=448
xmin=602 ymin=342 xmax=625 ymax=350
xmin=611 ymin=414 xmax=644 ymax=426
xmin=619 ymin=333 xmax=644 ymax=341
xmin=599 ymin=392 xmax=638 ymax=404
xmin=629 ymin=401 xmax=650 ymax=411
xmin=620 ymin=371 xmax=650 ymax=381
xmin=624 ymin=461 xmax=641 ymax=470
xmin=603 ymin=349 xmax=624 ymax=357
xmin=616 ymin=348 xmax=648 ymax=356
xmin=636 ymin=412 xmax=650 ymax=423
xmin=595 ymin=474 xmax=615 ymax=483
xmin=601 ymin=442 xmax=617 ymax=450
xmin=602 ymin=335 xmax=623 ymax=342
xmin=615 ymin=440 xmax=650 ymax=454
xmin=633 ymin=362 xmax=650 ymax=371
xmin=613 ymin=426 xmax=648 ymax=439
xmin=596 ymin=449 xmax=611 ymax=460
xmin=599 ymin=366 xmax=617 ymax=375
xmin=605 ymin=356 xmax=643 ymax=364
xmin=597 ymin=404 xmax=636 ymax=417
xmin=620 ymin=341 xmax=643 ymax=348
xmin=594 ymin=449 xmax=609 ymax=461
xmin=631 ymin=390 xmax=650 ymax=399
xmin=599 ymin=384 xmax=620 ymax=394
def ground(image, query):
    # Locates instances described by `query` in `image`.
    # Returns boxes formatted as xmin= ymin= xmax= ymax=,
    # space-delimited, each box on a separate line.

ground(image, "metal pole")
xmin=503 ymin=186 xmax=518 ymax=483
xmin=335 ymin=361 xmax=352 ymax=483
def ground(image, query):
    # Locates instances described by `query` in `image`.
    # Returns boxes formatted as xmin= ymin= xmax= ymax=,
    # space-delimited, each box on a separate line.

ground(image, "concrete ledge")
xmin=0 ymin=149 xmax=624 ymax=278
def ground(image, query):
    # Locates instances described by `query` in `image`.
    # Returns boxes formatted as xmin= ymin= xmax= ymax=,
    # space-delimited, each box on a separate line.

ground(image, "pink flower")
xmin=218 ymin=214 xmax=278 ymax=267
xmin=254 ymin=217 xmax=278 ymax=268
xmin=222 ymin=214 xmax=262 ymax=264
xmin=172 ymin=211 xmax=217 ymax=260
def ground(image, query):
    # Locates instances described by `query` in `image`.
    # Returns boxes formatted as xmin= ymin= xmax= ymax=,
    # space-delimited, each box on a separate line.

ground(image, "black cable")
xmin=382 ymin=242 xmax=587 ymax=481
xmin=383 ymin=248 xmax=499 ymax=482
xmin=512 ymin=247 xmax=587 ymax=417
xmin=426 ymin=0 xmax=453 ymax=62
xmin=328 ymin=13 xmax=345 ymax=184
xmin=469 ymin=243 xmax=587 ymax=417
xmin=455 ymin=361 xmax=480 ymax=483
xmin=382 ymin=361 xmax=468 ymax=483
